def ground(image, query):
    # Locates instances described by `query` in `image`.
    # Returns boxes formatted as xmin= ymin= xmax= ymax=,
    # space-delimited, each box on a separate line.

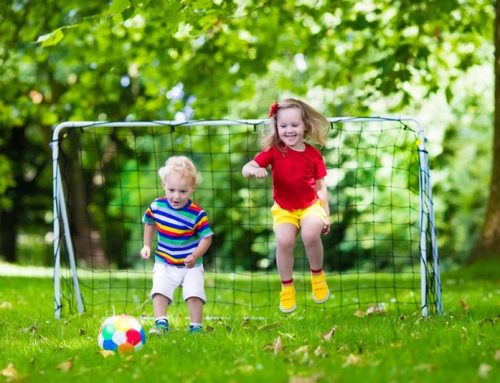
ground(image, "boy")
xmin=141 ymin=156 xmax=213 ymax=334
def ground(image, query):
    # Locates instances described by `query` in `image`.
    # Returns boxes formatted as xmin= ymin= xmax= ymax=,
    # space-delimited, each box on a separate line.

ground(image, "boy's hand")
xmin=184 ymin=255 xmax=197 ymax=268
xmin=140 ymin=246 xmax=151 ymax=260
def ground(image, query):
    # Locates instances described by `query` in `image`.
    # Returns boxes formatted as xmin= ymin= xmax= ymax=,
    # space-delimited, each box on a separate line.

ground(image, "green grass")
xmin=0 ymin=263 xmax=499 ymax=382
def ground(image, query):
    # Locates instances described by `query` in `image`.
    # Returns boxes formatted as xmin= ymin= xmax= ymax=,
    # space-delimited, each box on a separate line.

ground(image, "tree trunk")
xmin=63 ymin=135 xmax=109 ymax=268
xmin=0 ymin=126 xmax=26 ymax=263
xmin=0 ymin=209 xmax=17 ymax=262
xmin=469 ymin=1 xmax=500 ymax=262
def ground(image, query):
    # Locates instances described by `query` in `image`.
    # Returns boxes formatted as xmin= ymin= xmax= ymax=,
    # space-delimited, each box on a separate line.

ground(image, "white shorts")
xmin=151 ymin=262 xmax=206 ymax=304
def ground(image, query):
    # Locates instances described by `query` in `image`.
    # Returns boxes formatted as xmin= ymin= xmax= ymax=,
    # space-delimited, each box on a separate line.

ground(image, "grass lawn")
xmin=0 ymin=262 xmax=499 ymax=383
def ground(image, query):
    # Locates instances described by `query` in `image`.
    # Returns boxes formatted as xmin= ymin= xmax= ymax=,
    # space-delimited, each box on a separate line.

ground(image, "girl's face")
xmin=163 ymin=173 xmax=194 ymax=209
xmin=276 ymin=107 xmax=306 ymax=150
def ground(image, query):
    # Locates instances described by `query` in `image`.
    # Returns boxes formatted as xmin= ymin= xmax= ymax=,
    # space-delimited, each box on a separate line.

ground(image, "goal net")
xmin=51 ymin=117 xmax=442 ymax=319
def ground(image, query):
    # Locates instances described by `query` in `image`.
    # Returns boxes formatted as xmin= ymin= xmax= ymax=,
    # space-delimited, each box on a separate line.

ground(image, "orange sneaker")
xmin=311 ymin=272 xmax=330 ymax=303
xmin=279 ymin=284 xmax=297 ymax=313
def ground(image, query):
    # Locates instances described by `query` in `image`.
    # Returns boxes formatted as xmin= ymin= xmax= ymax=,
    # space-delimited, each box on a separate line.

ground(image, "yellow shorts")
xmin=271 ymin=200 xmax=327 ymax=229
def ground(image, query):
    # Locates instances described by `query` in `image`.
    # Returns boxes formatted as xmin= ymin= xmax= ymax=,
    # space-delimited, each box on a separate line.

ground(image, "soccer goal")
xmin=51 ymin=117 xmax=442 ymax=319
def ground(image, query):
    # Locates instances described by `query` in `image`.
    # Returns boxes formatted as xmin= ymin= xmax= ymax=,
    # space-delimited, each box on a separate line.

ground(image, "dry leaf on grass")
xmin=414 ymin=363 xmax=435 ymax=372
xmin=322 ymin=325 xmax=337 ymax=341
xmin=459 ymin=299 xmax=470 ymax=312
xmin=1 ymin=363 xmax=21 ymax=381
xmin=289 ymin=373 xmax=322 ymax=383
xmin=0 ymin=301 xmax=13 ymax=310
xmin=343 ymin=353 xmax=362 ymax=367
xmin=293 ymin=345 xmax=309 ymax=355
xmin=314 ymin=346 xmax=328 ymax=358
xmin=478 ymin=363 xmax=492 ymax=378
xmin=494 ymin=349 xmax=500 ymax=361
xmin=353 ymin=309 xmax=365 ymax=318
xmin=273 ymin=335 xmax=283 ymax=355
xmin=366 ymin=304 xmax=385 ymax=315
xmin=57 ymin=358 xmax=74 ymax=372
xmin=98 ymin=350 xmax=116 ymax=358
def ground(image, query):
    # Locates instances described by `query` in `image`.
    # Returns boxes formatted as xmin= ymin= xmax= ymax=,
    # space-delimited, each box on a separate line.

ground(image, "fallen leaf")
xmin=57 ymin=359 xmax=73 ymax=372
xmin=0 ymin=301 xmax=13 ymax=310
xmin=293 ymin=345 xmax=309 ymax=355
xmin=314 ymin=346 xmax=328 ymax=358
xmin=343 ymin=353 xmax=361 ymax=366
xmin=1 ymin=363 xmax=20 ymax=380
xmin=365 ymin=304 xmax=384 ymax=315
xmin=289 ymin=373 xmax=322 ymax=383
xmin=414 ymin=363 xmax=435 ymax=372
xmin=478 ymin=363 xmax=492 ymax=378
xmin=322 ymin=326 xmax=337 ymax=341
xmin=236 ymin=364 xmax=254 ymax=373
xmin=98 ymin=350 xmax=116 ymax=358
xmin=353 ymin=310 xmax=365 ymax=318
xmin=273 ymin=336 xmax=283 ymax=355
xmin=459 ymin=299 xmax=470 ymax=312
xmin=257 ymin=322 xmax=281 ymax=331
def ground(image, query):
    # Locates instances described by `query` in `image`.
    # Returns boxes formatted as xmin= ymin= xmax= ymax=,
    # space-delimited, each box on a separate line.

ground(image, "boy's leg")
xmin=183 ymin=266 xmax=206 ymax=332
xmin=275 ymin=223 xmax=298 ymax=312
xmin=152 ymin=293 xmax=170 ymax=318
xmin=186 ymin=297 xmax=203 ymax=332
xmin=150 ymin=293 xmax=170 ymax=335
xmin=149 ymin=263 xmax=177 ymax=335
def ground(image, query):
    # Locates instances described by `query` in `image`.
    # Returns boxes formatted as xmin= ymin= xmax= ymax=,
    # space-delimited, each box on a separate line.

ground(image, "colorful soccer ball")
xmin=98 ymin=315 xmax=146 ymax=353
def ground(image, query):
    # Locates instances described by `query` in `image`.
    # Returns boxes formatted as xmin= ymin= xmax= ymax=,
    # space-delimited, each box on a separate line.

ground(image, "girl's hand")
xmin=251 ymin=167 xmax=268 ymax=179
xmin=322 ymin=221 xmax=330 ymax=235
xmin=242 ymin=160 xmax=268 ymax=179
xmin=140 ymin=246 xmax=151 ymax=260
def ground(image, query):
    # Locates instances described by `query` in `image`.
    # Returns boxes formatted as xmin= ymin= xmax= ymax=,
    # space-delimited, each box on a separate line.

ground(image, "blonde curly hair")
xmin=260 ymin=98 xmax=329 ymax=151
xmin=158 ymin=156 xmax=202 ymax=187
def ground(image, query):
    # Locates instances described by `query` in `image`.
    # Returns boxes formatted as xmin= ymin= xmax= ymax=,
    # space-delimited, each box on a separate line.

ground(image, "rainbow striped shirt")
xmin=142 ymin=198 xmax=213 ymax=266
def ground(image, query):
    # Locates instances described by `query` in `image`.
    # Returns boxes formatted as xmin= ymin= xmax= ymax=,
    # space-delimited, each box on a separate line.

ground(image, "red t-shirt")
xmin=254 ymin=144 xmax=327 ymax=210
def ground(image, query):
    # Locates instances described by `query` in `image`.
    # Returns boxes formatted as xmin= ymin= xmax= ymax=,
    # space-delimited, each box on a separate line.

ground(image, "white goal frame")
xmin=51 ymin=117 xmax=442 ymax=319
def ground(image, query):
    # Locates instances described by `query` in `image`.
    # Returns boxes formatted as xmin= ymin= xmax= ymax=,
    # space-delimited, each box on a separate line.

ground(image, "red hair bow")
xmin=269 ymin=101 xmax=279 ymax=117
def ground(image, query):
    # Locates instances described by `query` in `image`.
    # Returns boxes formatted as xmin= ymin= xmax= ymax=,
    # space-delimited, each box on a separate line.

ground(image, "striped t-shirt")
xmin=142 ymin=198 xmax=213 ymax=266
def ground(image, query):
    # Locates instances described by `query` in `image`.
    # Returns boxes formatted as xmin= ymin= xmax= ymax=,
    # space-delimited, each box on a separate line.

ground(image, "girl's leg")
xmin=274 ymin=223 xmax=298 ymax=281
xmin=300 ymin=216 xmax=325 ymax=269
xmin=300 ymin=216 xmax=330 ymax=303
xmin=275 ymin=223 xmax=298 ymax=312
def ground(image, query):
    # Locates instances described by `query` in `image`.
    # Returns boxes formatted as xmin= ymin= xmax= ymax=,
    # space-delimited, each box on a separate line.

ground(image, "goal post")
xmin=51 ymin=117 xmax=442 ymax=319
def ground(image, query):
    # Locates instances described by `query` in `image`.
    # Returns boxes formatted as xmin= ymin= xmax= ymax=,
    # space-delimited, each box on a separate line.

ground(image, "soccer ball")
xmin=98 ymin=314 xmax=146 ymax=353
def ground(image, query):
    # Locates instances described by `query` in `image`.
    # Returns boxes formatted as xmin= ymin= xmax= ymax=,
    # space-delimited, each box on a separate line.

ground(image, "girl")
xmin=242 ymin=98 xmax=330 ymax=313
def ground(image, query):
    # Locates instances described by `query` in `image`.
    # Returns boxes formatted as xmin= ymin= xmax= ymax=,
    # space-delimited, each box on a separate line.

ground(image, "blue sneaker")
xmin=189 ymin=324 xmax=203 ymax=333
xmin=149 ymin=319 xmax=169 ymax=335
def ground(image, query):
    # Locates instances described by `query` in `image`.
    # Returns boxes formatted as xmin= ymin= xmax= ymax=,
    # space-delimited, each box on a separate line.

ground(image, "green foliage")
xmin=0 ymin=0 xmax=495 ymax=264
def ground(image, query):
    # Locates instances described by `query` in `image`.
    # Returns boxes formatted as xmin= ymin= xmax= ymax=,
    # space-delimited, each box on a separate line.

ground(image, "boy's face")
xmin=162 ymin=173 xmax=195 ymax=209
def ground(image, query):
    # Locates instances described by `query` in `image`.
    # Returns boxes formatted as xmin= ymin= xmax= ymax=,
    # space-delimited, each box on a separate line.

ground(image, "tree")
xmin=0 ymin=0 xmax=495 ymax=265
xmin=470 ymin=0 xmax=500 ymax=262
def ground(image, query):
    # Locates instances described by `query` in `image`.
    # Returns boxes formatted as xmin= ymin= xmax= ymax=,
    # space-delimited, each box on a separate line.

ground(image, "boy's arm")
xmin=316 ymin=178 xmax=330 ymax=235
xmin=140 ymin=223 xmax=155 ymax=259
xmin=242 ymin=160 xmax=268 ymax=179
xmin=184 ymin=236 xmax=213 ymax=268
